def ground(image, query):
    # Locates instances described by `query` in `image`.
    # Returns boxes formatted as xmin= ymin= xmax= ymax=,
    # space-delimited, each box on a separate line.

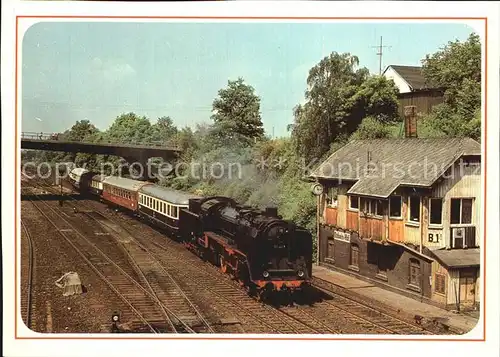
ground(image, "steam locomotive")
xmin=68 ymin=169 xmax=313 ymax=299
xmin=180 ymin=196 xmax=313 ymax=297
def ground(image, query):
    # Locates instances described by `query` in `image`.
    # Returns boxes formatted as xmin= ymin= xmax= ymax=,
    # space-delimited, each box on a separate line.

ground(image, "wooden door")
xmin=459 ymin=269 xmax=476 ymax=307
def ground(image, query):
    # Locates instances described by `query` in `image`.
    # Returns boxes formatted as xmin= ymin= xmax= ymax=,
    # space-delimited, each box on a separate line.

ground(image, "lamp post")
xmin=58 ymin=165 xmax=66 ymax=207
xmin=111 ymin=312 xmax=120 ymax=333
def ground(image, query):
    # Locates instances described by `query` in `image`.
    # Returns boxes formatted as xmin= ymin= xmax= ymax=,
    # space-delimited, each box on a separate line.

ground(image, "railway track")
xmin=20 ymin=219 xmax=35 ymax=329
xmin=24 ymin=177 xmax=436 ymax=335
xmin=82 ymin=205 xmax=327 ymax=334
xmin=312 ymin=276 xmax=433 ymax=334
xmin=27 ymin=179 xmax=334 ymax=334
xmin=21 ymin=184 xmax=206 ymax=333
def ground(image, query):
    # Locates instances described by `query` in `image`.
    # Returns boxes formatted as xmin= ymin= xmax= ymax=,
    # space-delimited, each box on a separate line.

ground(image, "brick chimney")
xmin=404 ymin=105 xmax=418 ymax=138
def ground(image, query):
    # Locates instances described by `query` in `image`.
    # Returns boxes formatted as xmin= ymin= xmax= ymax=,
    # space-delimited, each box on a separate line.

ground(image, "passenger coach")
xmin=68 ymin=167 xmax=90 ymax=189
xmin=138 ymin=185 xmax=201 ymax=233
xmin=89 ymin=174 xmax=109 ymax=197
xmin=102 ymin=176 xmax=151 ymax=212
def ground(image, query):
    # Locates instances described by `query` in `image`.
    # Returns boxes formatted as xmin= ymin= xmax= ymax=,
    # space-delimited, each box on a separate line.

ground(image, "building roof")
xmin=429 ymin=248 xmax=480 ymax=269
xmin=139 ymin=185 xmax=201 ymax=205
xmin=384 ymin=65 xmax=429 ymax=91
xmin=311 ymin=137 xmax=481 ymax=198
xmin=102 ymin=176 xmax=152 ymax=192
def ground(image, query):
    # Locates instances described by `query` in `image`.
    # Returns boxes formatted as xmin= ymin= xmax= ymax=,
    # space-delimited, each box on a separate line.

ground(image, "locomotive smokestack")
xmin=265 ymin=207 xmax=278 ymax=217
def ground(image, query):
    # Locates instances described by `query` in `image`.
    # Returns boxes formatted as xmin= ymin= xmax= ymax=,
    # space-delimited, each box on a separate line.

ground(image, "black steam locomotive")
xmin=180 ymin=196 xmax=313 ymax=298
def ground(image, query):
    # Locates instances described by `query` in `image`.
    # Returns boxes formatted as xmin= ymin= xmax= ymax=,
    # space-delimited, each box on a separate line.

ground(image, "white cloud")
xmin=89 ymin=57 xmax=136 ymax=82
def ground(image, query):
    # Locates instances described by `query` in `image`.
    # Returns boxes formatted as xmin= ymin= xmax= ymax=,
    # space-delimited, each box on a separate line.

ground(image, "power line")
xmin=371 ymin=36 xmax=392 ymax=75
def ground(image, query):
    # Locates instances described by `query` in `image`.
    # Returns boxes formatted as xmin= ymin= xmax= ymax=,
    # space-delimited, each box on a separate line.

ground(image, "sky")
xmin=21 ymin=21 xmax=476 ymax=138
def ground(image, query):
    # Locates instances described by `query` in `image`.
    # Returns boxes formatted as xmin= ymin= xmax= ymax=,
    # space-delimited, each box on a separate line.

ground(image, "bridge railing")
xmin=21 ymin=132 xmax=182 ymax=150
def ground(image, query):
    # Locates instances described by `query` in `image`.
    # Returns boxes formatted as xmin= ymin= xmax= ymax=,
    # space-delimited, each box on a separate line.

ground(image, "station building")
xmin=310 ymin=119 xmax=481 ymax=311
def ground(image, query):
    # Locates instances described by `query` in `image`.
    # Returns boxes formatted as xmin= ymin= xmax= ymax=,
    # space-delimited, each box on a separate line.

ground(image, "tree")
xmin=64 ymin=120 xmax=99 ymax=142
xmin=350 ymin=116 xmax=394 ymax=140
xmin=211 ymin=78 xmax=264 ymax=146
xmin=151 ymin=116 xmax=178 ymax=143
xmin=104 ymin=112 xmax=155 ymax=143
xmin=421 ymin=33 xmax=481 ymax=140
xmin=291 ymin=52 xmax=400 ymax=161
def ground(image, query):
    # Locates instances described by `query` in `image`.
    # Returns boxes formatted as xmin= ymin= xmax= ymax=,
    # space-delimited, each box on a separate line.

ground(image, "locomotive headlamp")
xmin=262 ymin=271 xmax=270 ymax=278
xmin=112 ymin=312 xmax=120 ymax=323
xmin=297 ymin=270 xmax=305 ymax=278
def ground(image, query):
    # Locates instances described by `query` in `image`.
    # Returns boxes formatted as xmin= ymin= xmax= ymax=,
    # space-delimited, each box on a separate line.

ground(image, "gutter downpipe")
xmin=316 ymin=194 xmax=320 ymax=265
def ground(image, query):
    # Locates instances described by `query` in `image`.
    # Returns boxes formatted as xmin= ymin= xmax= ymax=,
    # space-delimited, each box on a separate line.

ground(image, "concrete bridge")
xmin=21 ymin=132 xmax=182 ymax=179
xmin=21 ymin=132 xmax=182 ymax=160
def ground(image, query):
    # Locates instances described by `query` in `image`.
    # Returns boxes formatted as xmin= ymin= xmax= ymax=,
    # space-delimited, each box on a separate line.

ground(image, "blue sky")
xmin=22 ymin=21 xmax=475 ymax=138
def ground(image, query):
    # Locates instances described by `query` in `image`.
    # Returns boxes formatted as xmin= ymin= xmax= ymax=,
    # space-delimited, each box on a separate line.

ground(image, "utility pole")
xmin=372 ymin=36 xmax=391 ymax=75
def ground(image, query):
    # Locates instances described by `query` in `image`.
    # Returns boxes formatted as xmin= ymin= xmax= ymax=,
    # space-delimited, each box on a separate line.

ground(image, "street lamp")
xmin=111 ymin=312 xmax=120 ymax=333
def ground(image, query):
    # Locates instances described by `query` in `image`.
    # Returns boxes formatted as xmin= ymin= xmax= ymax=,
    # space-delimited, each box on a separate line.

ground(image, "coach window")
xmin=172 ymin=206 xmax=178 ymax=219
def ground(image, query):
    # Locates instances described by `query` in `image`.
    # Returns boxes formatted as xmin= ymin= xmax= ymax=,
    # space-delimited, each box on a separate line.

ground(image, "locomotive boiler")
xmin=180 ymin=196 xmax=313 ymax=297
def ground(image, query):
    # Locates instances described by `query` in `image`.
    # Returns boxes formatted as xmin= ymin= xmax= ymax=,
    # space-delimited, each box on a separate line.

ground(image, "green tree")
xmin=291 ymin=52 xmax=399 ymax=161
xmin=151 ymin=116 xmax=178 ymax=143
xmin=350 ymin=116 xmax=394 ymax=140
xmin=104 ymin=112 xmax=155 ymax=143
xmin=421 ymin=33 xmax=481 ymax=140
xmin=63 ymin=120 xmax=99 ymax=141
xmin=211 ymin=77 xmax=264 ymax=146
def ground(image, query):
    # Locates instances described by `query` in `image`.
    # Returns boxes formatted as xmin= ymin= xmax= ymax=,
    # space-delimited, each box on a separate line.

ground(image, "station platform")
xmin=313 ymin=265 xmax=480 ymax=334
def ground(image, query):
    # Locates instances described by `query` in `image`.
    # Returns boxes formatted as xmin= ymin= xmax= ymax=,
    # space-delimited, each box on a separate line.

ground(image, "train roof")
xmin=102 ymin=176 xmax=152 ymax=192
xmin=91 ymin=174 xmax=109 ymax=182
xmin=139 ymin=185 xmax=201 ymax=205
xmin=70 ymin=167 xmax=89 ymax=177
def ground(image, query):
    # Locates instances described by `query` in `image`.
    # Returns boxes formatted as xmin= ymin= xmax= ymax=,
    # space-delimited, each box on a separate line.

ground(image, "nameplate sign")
xmin=333 ymin=229 xmax=350 ymax=243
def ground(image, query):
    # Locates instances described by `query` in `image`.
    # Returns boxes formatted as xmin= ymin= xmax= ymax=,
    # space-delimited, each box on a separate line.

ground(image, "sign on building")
xmin=333 ymin=229 xmax=350 ymax=243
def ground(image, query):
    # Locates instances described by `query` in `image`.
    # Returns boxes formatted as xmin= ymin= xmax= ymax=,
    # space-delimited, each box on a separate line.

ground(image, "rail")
xmin=21 ymin=132 xmax=182 ymax=150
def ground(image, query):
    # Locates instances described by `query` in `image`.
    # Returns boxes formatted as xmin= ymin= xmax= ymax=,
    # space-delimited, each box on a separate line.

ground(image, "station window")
xmin=409 ymin=259 xmax=420 ymax=287
xmin=350 ymin=244 xmax=359 ymax=267
xmin=375 ymin=199 xmax=387 ymax=216
xmin=389 ymin=196 xmax=402 ymax=218
xmin=408 ymin=196 xmax=421 ymax=223
xmin=327 ymin=187 xmax=338 ymax=207
xmin=450 ymin=198 xmax=473 ymax=225
xmin=435 ymin=273 xmax=446 ymax=295
xmin=430 ymin=198 xmax=443 ymax=225
xmin=349 ymin=196 xmax=359 ymax=210
xmin=326 ymin=238 xmax=335 ymax=262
